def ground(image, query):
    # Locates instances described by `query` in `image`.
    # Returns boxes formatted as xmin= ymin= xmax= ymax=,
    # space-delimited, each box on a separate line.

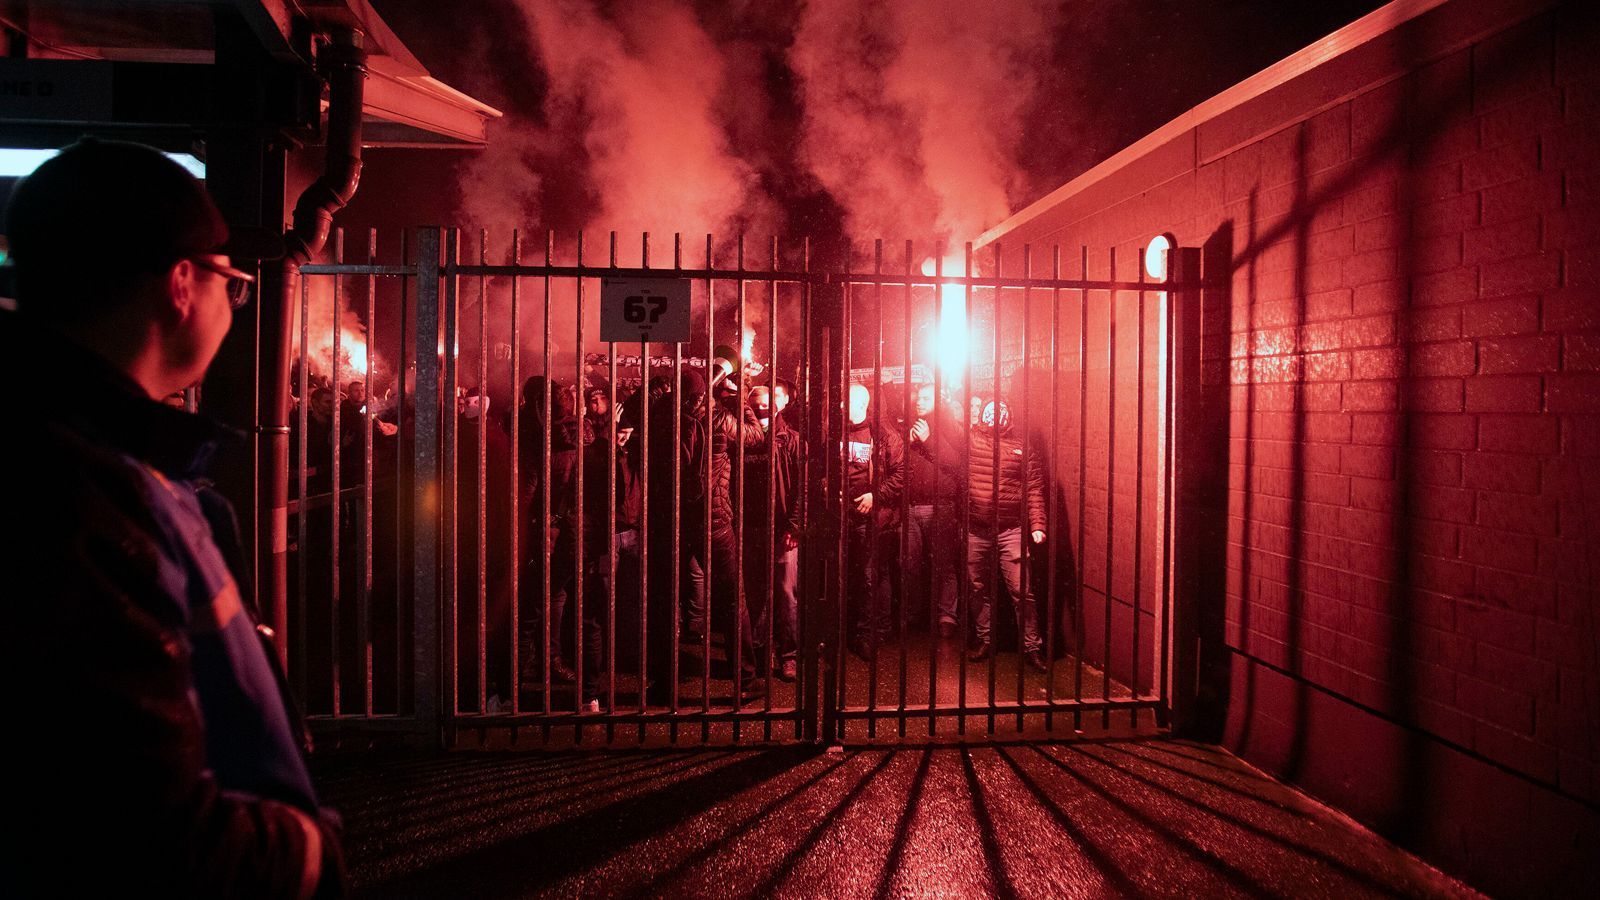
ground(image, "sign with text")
xmin=600 ymin=277 xmax=691 ymax=343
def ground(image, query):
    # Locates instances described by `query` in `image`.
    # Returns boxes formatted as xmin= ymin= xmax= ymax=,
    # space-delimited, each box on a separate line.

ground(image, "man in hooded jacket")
xmin=965 ymin=399 xmax=1048 ymax=672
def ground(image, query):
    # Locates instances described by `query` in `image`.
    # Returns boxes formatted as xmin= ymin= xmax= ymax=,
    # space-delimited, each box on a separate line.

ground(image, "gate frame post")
xmin=410 ymin=226 xmax=445 ymax=749
xmin=1166 ymin=246 xmax=1205 ymax=734
xmin=807 ymin=318 xmax=838 ymax=745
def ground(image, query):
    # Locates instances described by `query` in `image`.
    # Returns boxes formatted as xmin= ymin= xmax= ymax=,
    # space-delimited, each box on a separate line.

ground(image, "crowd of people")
xmin=503 ymin=347 xmax=1054 ymax=712
xmin=1 ymin=136 xmax=1063 ymax=895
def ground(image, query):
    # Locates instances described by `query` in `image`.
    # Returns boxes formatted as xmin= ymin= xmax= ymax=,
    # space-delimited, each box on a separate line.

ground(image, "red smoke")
xmin=792 ymin=0 xmax=1053 ymax=246
xmin=440 ymin=0 xmax=1055 ymax=385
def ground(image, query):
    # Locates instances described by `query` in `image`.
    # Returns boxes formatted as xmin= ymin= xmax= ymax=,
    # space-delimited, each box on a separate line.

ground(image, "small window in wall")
xmin=1144 ymin=233 xmax=1173 ymax=282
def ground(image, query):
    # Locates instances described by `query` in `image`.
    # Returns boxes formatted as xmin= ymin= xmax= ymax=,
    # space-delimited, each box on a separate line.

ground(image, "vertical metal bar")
xmin=362 ymin=228 xmax=376 ymax=717
xmin=541 ymin=231 xmax=553 ymax=723
xmin=1132 ymin=257 xmax=1147 ymax=726
xmin=868 ymin=239 xmax=882 ymax=740
xmin=1017 ymin=244 xmax=1031 ymax=732
xmin=1046 ymin=246 xmax=1061 ymax=731
xmin=396 ymin=229 xmax=412 ymax=718
xmin=702 ymin=234 xmax=714 ymax=742
xmin=817 ymin=319 xmax=838 ymax=744
xmin=837 ymin=274 xmax=852 ymax=739
xmin=509 ymin=231 xmax=522 ymax=716
xmin=898 ymin=240 xmax=911 ymax=739
xmin=987 ymin=242 xmax=1001 ymax=737
xmin=1160 ymin=248 xmax=1176 ymax=719
xmin=1074 ymin=246 xmax=1088 ymax=730
xmin=607 ymin=232 xmax=619 ymax=730
xmin=443 ymin=228 xmax=460 ymax=720
xmin=734 ymin=235 xmax=747 ymax=739
xmin=411 ymin=227 xmax=443 ymax=743
xmin=765 ymin=236 xmax=779 ymax=740
xmin=928 ymin=248 xmax=941 ymax=737
xmin=957 ymin=246 xmax=971 ymax=737
xmin=295 ymin=265 xmax=310 ymax=704
xmin=633 ymin=232 xmax=648 ymax=738
xmin=477 ymin=229 xmax=489 ymax=715
xmin=574 ymin=232 xmax=587 ymax=733
xmin=798 ymin=239 xmax=815 ymax=743
xmin=1102 ymin=246 xmax=1117 ymax=728
xmin=671 ymin=233 xmax=683 ymax=740
xmin=330 ymin=229 xmax=343 ymax=717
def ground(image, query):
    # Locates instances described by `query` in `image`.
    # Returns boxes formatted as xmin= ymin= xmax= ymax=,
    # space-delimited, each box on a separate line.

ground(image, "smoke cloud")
xmin=433 ymin=0 xmax=1061 ymax=391
xmin=459 ymin=0 xmax=771 ymax=243
xmin=452 ymin=0 xmax=1057 ymax=252
xmin=791 ymin=0 xmax=1056 ymax=253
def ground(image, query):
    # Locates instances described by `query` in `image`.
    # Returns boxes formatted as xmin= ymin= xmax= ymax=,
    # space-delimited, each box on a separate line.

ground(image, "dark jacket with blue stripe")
xmin=1 ymin=312 xmax=343 ymax=898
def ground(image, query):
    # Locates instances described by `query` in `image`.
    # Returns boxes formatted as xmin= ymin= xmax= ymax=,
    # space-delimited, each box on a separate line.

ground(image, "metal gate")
xmin=283 ymin=227 xmax=1196 ymax=748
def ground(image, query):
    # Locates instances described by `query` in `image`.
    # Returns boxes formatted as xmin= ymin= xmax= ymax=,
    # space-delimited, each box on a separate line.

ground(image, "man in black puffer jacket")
xmin=965 ymin=399 xmax=1048 ymax=672
xmin=637 ymin=367 xmax=767 ymax=704
xmin=887 ymin=382 xmax=962 ymax=639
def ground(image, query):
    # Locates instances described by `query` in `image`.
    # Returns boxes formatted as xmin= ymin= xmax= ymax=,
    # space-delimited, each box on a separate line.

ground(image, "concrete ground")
xmin=509 ymin=635 xmax=1132 ymax=747
xmin=315 ymin=739 xmax=1480 ymax=899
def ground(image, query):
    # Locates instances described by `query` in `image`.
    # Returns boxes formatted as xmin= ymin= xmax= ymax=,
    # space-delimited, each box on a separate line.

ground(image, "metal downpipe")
xmin=263 ymin=28 xmax=366 ymax=662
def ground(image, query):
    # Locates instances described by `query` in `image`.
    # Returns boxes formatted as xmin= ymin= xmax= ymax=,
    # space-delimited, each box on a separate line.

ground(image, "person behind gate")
xmin=744 ymin=382 xmax=805 ymax=682
xmin=965 ymin=399 xmax=1049 ymax=673
xmin=882 ymin=381 xmax=962 ymax=641
xmin=842 ymin=382 xmax=905 ymax=660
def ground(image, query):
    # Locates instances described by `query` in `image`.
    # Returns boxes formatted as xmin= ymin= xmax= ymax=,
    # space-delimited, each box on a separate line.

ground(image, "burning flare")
xmin=922 ymin=254 xmax=968 ymax=382
xmin=342 ymin=326 xmax=369 ymax=377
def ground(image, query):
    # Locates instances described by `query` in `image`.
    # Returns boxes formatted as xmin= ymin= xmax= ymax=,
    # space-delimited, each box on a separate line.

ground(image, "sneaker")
xmin=778 ymin=659 xmax=798 ymax=682
xmin=1024 ymin=651 xmax=1048 ymax=673
xmin=582 ymin=698 xmax=601 ymax=713
xmin=967 ymin=643 xmax=993 ymax=662
xmin=550 ymin=658 xmax=577 ymax=683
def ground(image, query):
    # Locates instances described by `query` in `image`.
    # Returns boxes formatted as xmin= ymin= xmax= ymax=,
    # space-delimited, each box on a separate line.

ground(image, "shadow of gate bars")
xmin=283 ymin=226 xmax=1202 ymax=749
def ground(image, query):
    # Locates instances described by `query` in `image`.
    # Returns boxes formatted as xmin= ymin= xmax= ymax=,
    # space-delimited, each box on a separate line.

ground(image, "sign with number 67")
xmin=600 ymin=277 xmax=692 ymax=343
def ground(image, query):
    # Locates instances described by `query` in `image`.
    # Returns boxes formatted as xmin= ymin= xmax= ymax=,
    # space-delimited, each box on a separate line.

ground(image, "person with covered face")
xmin=965 ymin=399 xmax=1048 ymax=672
xmin=637 ymin=365 xmax=768 ymax=704
xmin=893 ymin=382 xmax=963 ymax=639
xmin=583 ymin=381 xmax=611 ymax=434
xmin=455 ymin=384 xmax=518 ymax=709
xmin=517 ymin=374 xmax=592 ymax=688
xmin=744 ymin=383 xmax=805 ymax=682
xmin=572 ymin=394 xmax=640 ymax=712
xmin=843 ymin=382 xmax=905 ymax=659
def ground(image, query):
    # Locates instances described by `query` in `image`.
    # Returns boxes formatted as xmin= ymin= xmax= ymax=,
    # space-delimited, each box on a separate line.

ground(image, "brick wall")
xmin=987 ymin=0 xmax=1599 ymax=893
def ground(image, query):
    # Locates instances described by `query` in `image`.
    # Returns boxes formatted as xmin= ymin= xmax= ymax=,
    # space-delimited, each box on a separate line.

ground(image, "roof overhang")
xmin=287 ymin=0 xmax=501 ymax=147
xmin=0 ymin=0 xmax=500 ymax=148
xmin=976 ymin=0 xmax=1556 ymax=249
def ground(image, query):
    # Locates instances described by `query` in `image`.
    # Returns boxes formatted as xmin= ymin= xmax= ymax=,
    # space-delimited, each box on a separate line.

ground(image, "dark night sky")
xmin=341 ymin=0 xmax=1390 ymax=244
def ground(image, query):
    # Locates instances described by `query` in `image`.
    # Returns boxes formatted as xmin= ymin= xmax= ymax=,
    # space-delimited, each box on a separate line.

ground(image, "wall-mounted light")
xmin=1144 ymin=233 xmax=1174 ymax=282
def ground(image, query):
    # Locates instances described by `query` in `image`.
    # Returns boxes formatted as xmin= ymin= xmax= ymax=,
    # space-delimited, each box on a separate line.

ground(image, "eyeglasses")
xmin=189 ymin=256 xmax=255 ymax=309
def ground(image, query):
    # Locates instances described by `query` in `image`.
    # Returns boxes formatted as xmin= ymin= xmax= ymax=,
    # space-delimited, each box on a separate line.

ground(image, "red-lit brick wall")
xmin=991 ymin=1 xmax=1599 ymax=893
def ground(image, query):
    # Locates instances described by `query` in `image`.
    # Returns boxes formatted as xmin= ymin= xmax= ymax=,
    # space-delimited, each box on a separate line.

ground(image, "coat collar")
xmin=1 ymin=311 xmax=241 ymax=481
